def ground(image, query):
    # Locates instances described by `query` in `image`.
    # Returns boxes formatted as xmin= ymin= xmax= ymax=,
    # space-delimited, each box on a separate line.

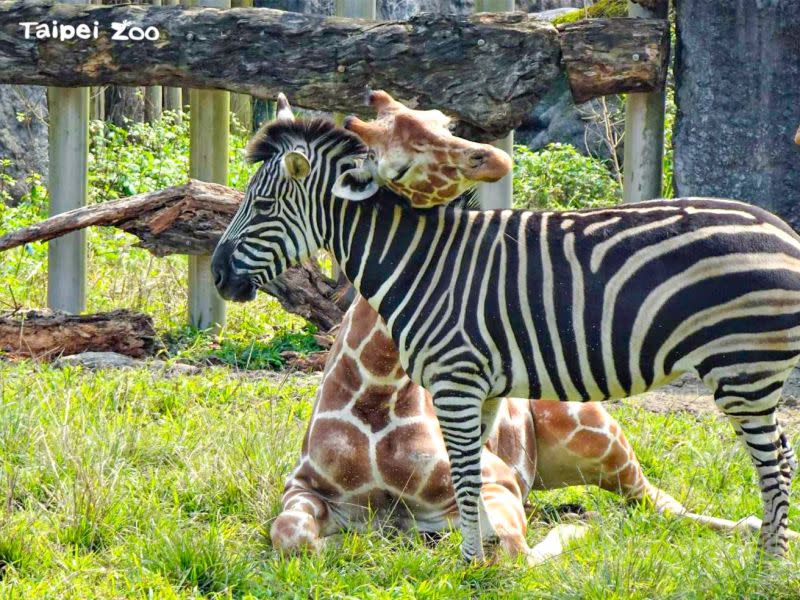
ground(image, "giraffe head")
xmin=340 ymin=90 xmax=512 ymax=208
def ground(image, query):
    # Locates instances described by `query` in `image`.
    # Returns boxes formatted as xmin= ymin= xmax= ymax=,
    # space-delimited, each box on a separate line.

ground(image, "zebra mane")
xmin=246 ymin=117 xmax=368 ymax=164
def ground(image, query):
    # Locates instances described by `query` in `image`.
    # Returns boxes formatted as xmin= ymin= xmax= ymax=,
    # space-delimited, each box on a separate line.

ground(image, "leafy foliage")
xmin=553 ymin=0 xmax=628 ymax=26
xmin=512 ymin=143 xmax=621 ymax=210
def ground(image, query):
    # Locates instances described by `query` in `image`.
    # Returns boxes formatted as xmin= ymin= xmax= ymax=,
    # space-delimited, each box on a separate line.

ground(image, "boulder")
xmin=674 ymin=0 xmax=800 ymax=228
xmin=0 ymin=85 xmax=48 ymax=204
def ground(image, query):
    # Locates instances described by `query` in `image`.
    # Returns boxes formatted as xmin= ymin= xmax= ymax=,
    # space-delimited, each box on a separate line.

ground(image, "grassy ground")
xmin=0 ymin=363 xmax=797 ymax=598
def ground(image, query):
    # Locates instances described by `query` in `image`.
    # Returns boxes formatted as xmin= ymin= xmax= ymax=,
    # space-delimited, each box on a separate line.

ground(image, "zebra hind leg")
xmin=431 ymin=389 xmax=488 ymax=563
xmin=712 ymin=369 xmax=794 ymax=557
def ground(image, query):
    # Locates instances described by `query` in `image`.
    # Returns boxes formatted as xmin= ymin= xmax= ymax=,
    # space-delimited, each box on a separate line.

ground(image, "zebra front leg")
xmin=432 ymin=390 xmax=488 ymax=563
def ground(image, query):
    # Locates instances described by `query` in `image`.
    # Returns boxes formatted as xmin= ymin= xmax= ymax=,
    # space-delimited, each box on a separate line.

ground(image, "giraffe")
xmin=271 ymin=295 xmax=770 ymax=562
xmin=343 ymin=90 xmax=512 ymax=208
xmin=267 ymin=93 xmax=777 ymax=562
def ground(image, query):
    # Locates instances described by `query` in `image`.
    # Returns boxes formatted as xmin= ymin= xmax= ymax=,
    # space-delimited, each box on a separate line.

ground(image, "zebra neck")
xmin=326 ymin=196 xmax=438 ymax=309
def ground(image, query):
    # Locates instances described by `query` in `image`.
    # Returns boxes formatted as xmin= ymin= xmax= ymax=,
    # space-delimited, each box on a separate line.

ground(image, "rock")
xmin=53 ymin=351 xmax=200 ymax=376
xmin=674 ymin=0 xmax=800 ymax=229
xmin=515 ymin=73 xmax=622 ymax=160
xmin=0 ymin=85 xmax=48 ymax=204
xmin=54 ymin=352 xmax=140 ymax=369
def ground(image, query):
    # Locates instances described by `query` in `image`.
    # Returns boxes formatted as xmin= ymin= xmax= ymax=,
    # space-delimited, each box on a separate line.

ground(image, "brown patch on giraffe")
xmin=352 ymin=384 xmax=396 ymax=432
xmin=293 ymin=461 xmax=341 ymax=501
xmin=308 ymin=418 xmax=371 ymax=490
xmin=394 ymin=380 xmax=420 ymax=418
xmin=600 ymin=434 xmax=631 ymax=475
xmin=530 ymin=401 xmax=580 ymax=447
xmin=376 ymin=422 xmax=438 ymax=495
xmin=360 ymin=329 xmax=398 ymax=377
xmin=566 ymin=428 xmax=612 ymax=459
xmin=346 ymin=299 xmax=381 ymax=349
xmin=577 ymin=403 xmax=610 ymax=429
xmin=419 ymin=459 xmax=455 ymax=505
xmin=318 ymin=353 xmax=362 ymax=411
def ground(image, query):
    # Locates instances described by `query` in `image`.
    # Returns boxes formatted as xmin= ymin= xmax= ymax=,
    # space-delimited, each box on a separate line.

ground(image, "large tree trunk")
xmin=0 ymin=2 xmax=668 ymax=139
xmin=0 ymin=180 xmax=350 ymax=331
xmin=0 ymin=310 xmax=158 ymax=359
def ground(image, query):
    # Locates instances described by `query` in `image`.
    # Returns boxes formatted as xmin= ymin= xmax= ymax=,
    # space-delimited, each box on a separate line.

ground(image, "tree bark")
xmin=0 ymin=310 xmax=158 ymax=359
xmin=0 ymin=2 xmax=664 ymax=139
xmin=0 ymin=180 xmax=350 ymax=331
xmin=557 ymin=18 xmax=670 ymax=104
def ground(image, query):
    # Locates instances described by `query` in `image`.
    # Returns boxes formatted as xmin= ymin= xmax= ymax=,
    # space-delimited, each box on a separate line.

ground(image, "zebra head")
xmin=212 ymin=94 xmax=370 ymax=302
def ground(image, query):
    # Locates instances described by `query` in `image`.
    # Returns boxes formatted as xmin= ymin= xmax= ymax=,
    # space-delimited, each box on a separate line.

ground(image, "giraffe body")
xmin=271 ymin=296 xmax=760 ymax=560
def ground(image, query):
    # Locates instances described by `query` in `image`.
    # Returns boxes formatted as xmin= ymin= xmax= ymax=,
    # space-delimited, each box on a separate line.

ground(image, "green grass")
xmin=0 ymin=362 xmax=798 ymax=598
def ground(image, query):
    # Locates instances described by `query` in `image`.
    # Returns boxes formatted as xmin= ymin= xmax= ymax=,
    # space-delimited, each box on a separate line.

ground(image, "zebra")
xmin=212 ymin=106 xmax=800 ymax=562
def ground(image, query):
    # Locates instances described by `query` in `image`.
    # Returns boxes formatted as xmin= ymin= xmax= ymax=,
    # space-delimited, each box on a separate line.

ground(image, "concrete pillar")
xmin=144 ymin=0 xmax=163 ymax=123
xmin=622 ymin=0 xmax=668 ymax=202
xmin=230 ymin=0 xmax=254 ymax=131
xmin=163 ymin=0 xmax=183 ymax=118
xmin=47 ymin=0 xmax=89 ymax=313
xmin=189 ymin=0 xmax=230 ymax=331
xmin=474 ymin=0 xmax=514 ymax=210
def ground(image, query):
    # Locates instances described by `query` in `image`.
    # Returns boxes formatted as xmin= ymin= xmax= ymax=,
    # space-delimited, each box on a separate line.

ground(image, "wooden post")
xmin=474 ymin=0 xmax=514 ymax=210
xmin=230 ymin=0 xmax=253 ymax=131
xmin=622 ymin=0 xmax=668 ymax=202
xmin=144 ymin=0 xmax=164 ymax=123
xmin=188 ymin=0 xmax=230 ymax=331
xmin=47 ymin=0 xmax=89 ymax=314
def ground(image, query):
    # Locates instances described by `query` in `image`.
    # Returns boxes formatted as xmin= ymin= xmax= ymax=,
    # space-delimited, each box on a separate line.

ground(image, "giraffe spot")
xmin=566 ymin=429 xmax=612 ymax=459
xmin=439 ymin=183 xmax=459 ymax=199
xmin=319 ymin=353 xmax=362 ymax=411
xmin=346 ymin=299 xmax=381 ymax=349
xmin=419 ymin=459 xmax=454 ymax=505
xmin=411 ymin=180 xmax=435 ymax=194
xmin=602 ymin=461 xmax=641 ymax=494
xmin=394 ymin=380 xmax=422 ymax=418
xmin=352 ymin=384 xmax=396 ymax=432
xmin=441 ymin=166 xmax=458 ymax=179
xmin=531 ymin=400 xmax=580 ymax=447
xmin=293 ymin=461 xmax=341 ymax=501
xmin=577 ymin=403 xmax=612 ymax=429
xmin=360 ymin=329 xmax=399 ymax=377
xmin=428 ymin=174 xmax=446 ymax=188
xmin=376 ymin=423 xmax=438 ymax=495
xmin=308 ymin=418 xmax=371 ymax=491
xmin=601 ymin=433 xmax=633 ymax=475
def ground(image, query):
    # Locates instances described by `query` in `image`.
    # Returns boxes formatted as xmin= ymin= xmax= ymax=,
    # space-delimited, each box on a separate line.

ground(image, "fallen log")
xmin=0 ymin=180 xmax=238 ymax=256
xmin=557 ymin=18 xmax=670 ymax=103
xmin=0 ymin=2 xmax=668 ymax=139
xmin=0 ymin=181 xmax=350 ymax=331
xmin=0 ymin=310 xmax=158 ymax=359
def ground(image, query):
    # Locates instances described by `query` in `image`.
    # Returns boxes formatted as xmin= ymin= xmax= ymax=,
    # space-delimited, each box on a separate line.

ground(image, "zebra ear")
xmin=282 ymin=150 xmax=311 ymax=180
xmin=332 ymin=167 xmax=380 ymax=201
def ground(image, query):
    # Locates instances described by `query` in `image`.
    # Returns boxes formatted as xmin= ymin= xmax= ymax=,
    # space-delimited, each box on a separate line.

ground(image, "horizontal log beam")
xmin=0 ymin=2 xmax=668 ymax=139
xmin=557 ymin=17 xmax=670 ymax=104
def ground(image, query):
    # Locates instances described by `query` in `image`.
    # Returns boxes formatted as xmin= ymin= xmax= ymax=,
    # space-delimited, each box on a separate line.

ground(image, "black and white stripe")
xmin=213 ymin=118 xmax=800 ymax=561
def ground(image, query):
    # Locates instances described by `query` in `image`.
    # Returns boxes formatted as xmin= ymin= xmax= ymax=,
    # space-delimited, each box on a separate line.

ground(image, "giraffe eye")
xmin=392 ymin=163 xmax=411 ymax=181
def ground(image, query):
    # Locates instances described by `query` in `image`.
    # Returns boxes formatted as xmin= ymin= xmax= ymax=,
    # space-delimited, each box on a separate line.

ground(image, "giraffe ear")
xmin=332 ymin=166 xmax=380 ymax=202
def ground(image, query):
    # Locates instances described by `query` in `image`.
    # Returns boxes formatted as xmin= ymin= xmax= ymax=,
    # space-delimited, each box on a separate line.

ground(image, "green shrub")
xmin=513 ymin=143 xmax=621 ymax=210
xmin=553 ymin=0 xmax=628 ymax=25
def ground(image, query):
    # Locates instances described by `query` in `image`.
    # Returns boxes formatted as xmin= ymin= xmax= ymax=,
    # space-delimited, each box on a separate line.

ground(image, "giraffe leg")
xmin=480 ymin=398 xmax=501 ymax=445
xmin=271 ymin=483 xmax=334 ymax=554
xmin=709 ymin=367 xmax=794 ymax=556
xmin=431 ymin=389 xmax=486 ymax=563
